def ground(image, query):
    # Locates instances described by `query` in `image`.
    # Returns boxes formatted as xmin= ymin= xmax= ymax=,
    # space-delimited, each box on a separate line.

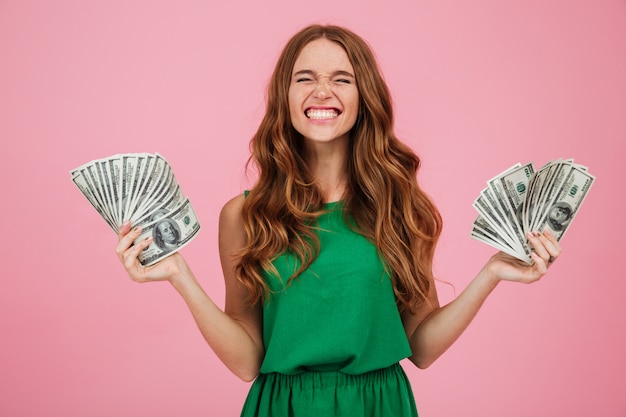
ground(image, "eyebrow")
xmin=292 ymin=69 xmax=355 ymax=78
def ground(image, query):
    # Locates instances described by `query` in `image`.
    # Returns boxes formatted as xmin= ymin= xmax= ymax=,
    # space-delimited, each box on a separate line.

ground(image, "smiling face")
xmin=288 ymin=38 xmax=359 ymax=146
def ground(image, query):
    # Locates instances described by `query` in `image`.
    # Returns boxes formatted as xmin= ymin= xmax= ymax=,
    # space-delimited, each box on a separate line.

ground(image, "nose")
xmin=313 ymin=80 xmax=332 ymax=99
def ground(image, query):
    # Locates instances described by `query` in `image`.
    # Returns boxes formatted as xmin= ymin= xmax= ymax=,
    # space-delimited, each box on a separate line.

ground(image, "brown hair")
xmin=237 ymin=24 xmax=442 ymax=313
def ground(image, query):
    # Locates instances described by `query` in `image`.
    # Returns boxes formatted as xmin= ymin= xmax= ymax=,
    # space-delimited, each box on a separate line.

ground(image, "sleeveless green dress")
xmin=240 ymin=200 xmax=418 ymax=417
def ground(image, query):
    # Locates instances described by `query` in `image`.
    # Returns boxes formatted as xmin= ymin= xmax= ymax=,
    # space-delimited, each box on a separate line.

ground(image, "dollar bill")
xmin=71 ymin=169 xmax=117 ymax=232
xmin=134 ymin=198 xmax=201 ymax=266
xmin=486 ymin=162 xmax=536 ymax=262
xmin=471 ymin=159 xmax=594 ymax=264
xmin=471 ymin=215 xmax=521 ymax=259
xmin=473 ymin=190 xmax=521 ymax=252
xmin=535 ymin=164 xmax=594 ymax=240
xmin=70 ymin=152 xmax=201 ymax=264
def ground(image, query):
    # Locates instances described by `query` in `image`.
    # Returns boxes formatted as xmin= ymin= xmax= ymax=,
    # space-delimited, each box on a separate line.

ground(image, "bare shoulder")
xmin=220 ymin=194 xmax=245 ymax=225
xmin=218 ymin=194 xmax=247 ymax=270
xmin=219 ymin=194 xmax=246 ymax=252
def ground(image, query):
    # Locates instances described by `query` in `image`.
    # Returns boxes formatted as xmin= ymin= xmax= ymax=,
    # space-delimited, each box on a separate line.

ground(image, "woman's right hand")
xmin=115 ymin=221 xmax=189 ymax=284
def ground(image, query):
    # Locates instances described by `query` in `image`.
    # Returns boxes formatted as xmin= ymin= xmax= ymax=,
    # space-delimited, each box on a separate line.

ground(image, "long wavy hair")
xmin=236 ymin=24 xmax=442 ymax=313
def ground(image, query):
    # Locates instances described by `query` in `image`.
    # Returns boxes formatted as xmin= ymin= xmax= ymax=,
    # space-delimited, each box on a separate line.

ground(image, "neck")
xmin=304 ymin=137 xmax=349 ymax=203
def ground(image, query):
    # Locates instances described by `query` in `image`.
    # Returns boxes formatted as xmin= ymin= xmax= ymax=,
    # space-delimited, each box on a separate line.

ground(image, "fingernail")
xmin=133 ymin=226 xmax=142 ymax=233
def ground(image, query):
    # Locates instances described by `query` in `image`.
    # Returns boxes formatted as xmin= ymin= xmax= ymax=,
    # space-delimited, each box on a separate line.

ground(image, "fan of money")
xmin=471 ymin=159 xmax=594 ymax=264
xmin=70 ymin=153 xmax=201 ymax=266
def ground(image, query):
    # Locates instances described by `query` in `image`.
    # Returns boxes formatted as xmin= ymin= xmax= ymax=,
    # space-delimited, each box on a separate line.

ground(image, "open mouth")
xmin=305 ymin=108 xmax=341 ymax=120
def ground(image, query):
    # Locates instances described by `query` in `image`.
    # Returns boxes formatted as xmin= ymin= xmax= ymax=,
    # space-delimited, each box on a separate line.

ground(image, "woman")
xmin=115 ymin=25 xmax=561 ymax=416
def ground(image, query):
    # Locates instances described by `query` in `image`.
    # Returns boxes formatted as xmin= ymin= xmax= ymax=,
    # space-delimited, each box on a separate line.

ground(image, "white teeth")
xmin=306 ymin=109 xmax=338 ymax=119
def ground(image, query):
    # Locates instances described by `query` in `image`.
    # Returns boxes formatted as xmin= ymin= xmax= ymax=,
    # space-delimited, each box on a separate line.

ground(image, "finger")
xmin=527 ymin=232 xmax=550 ymax=259
xmin=118 ymin=220 xmax=132 ymax=239
xmin=534 ymin=229 xmax=560 ymax=250
xmin=534 ymin=229 xmax=562 ymax=264
xmin=541 ymin=229 xmax=562 ymax=260
xmin=541 ymin=228 xmax=559 ymax=245
xmin=533 ymin=233 xmax=558 ymax=256
xmin=122 ymin=235 xmax=153 ymax=271
xmin=530 ymin=251 xmax=549 ymax=274
xmin=527 ymin=231 xmax=558 ymax=268
xmin=115 ymin=225 xmax=144 ymax=260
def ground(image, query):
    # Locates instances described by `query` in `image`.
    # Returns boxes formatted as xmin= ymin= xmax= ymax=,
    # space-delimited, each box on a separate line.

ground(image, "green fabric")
xmin=241 ymin=363 xmax=418 ymax=417
xmin=259 ymin=200 xmax=412 ymax=374
xmin=242 ymin=199 xmax=416 ymax=416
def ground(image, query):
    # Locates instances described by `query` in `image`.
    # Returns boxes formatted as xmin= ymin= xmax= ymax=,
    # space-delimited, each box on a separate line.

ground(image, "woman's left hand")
xmin=484 ymin=229 xmax=561 ymax=284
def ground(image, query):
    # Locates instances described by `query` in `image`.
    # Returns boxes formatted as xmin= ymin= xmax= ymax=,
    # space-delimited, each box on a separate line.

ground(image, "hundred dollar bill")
xmin=473 ymin=188 xmax=523 ymax=253
xmin=475 ymin=164 xmax=520 ymax=239
xmin=495 ymin=162 xmax=535 ymax=235
xmin=522 ymin=161 xmax=549 ymax=235
xmin=524 ymin=159 xmax=574 ymax=233
xmin=132 ymin=154 xmax=171 ymax=219
xmin=134 ymin=198 xmax=201 ymax=266
xmin=471 ymin=158 xmax=594 ymax=264
xmin=527 ymin=160 xmax=568 ymax=233
xmin=122 ymin=153 xmax=150 ymax=220
xmin=71 ymin=152 xmax=202 ymax=265
xmin=94 ymin=159 xmax=118 ymax=226
xmin=74 ymin=165 xmax=117 ymax=230
xmin=535 ymin=164 xmax=594 ymax=240
xmin=471 ymin=215 xmax=522 ymax=260
xmin=106 ymin=156 xmax=124 ymax=225
xmin=487 ymin=162 xmax=535 ymax=258
xmin=71 ymin=169 xmax=117 ymax=232
xmin=98 ymin=158 xmax=121 ymax=226
xmin=526 ymin=160 xmax=566 ymax=231
xmin=127 ymin=153 xmax=156 ymax=221
xmin=134 ymin=182 xmax=184 ymax=227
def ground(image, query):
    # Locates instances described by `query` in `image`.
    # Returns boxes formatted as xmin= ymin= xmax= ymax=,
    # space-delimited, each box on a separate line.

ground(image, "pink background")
xmin=1 ymin=1 xmax=624 ymax=416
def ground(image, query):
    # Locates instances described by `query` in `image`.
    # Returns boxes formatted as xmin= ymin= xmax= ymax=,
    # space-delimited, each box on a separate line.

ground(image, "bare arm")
xmin=403 ymin=230 xmax=561 ymax=369
xmin=115 ymin=194 xmax=263 ymax=381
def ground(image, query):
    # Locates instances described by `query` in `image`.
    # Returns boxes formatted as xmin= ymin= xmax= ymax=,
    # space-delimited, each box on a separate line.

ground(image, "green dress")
xmin=240 ymin=201 xmax=418 ymax=417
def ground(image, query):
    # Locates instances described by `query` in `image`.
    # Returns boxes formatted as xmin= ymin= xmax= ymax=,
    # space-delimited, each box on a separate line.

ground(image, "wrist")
xmin=165 ymin=254 xmax=195 ymax=291
xmin=476 ymin=262 xmax=502 ymax=291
